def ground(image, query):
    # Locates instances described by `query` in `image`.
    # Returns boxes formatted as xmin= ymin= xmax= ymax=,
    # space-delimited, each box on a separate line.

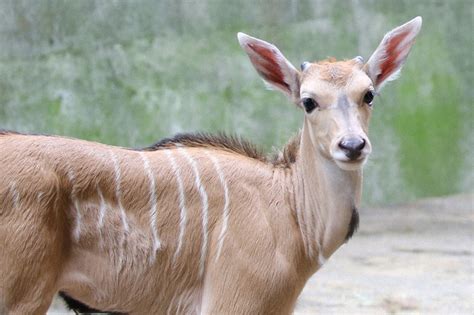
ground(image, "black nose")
xmin=339 ymin=137 xmax=366 ymax=160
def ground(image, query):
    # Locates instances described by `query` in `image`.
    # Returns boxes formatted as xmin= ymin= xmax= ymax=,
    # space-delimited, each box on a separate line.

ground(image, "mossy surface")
xmin=0 ymin=0 xmax=471 ymax=204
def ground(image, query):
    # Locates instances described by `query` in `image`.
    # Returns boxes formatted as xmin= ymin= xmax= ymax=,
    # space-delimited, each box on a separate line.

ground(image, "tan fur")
xmin=303 ymin=58 xmax=362 ymax=87
xmin=0 ymin=133 xmax=308 ymax=314
xmin=0 ymin=100 xmax=363 ymax=314
xmin=0 ymin=18 xmax=422 ymax=314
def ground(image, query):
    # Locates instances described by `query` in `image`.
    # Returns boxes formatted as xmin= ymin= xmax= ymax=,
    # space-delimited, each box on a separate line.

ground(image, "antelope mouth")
xmin=330 ymin=147 xmax=370 ymax=171
xmin=333 ymin=156 xmax=368 ymax=171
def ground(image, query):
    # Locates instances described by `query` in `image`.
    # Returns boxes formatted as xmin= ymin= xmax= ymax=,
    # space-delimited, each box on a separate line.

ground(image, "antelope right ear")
xmin=365 ymin=16 xmax=422 ymax=91
xmin=237 ymin=32 xmax=300 ymax=103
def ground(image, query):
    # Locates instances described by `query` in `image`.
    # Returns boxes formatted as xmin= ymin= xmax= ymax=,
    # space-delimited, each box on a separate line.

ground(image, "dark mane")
xmin=344 ymin=207 xmax=359 ymax=242
xmin=0 ymin=129 xmax=20 ymax=136
xmin=142 ymin=132 xmax=300 ymax=167
xmin=143 ymin=132 xmax=265 ymax=161
xmin=271 ymin=132 xmax=300 ymax=166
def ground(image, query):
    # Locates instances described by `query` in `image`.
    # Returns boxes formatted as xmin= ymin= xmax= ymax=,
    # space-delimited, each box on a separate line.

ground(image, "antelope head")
xmin=238 ymin=17 xmax=422 ymax=171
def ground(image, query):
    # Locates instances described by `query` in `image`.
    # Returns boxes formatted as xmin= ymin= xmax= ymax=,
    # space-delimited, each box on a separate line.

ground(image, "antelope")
xmin=0 ymin=17 xmax=422 ymax=314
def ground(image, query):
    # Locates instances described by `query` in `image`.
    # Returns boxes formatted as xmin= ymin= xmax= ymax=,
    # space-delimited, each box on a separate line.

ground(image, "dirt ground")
xmin=295 ymin=193 xmax=473 ymax=315
xmin=48 ymin=193 xmax=473 ymax=314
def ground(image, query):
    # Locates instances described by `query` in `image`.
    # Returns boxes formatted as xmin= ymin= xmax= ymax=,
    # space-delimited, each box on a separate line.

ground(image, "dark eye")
xmin=302 ymin=98 xmax=318 ymax=113
xmin=363 ymin=90 xmax=375 ymax=105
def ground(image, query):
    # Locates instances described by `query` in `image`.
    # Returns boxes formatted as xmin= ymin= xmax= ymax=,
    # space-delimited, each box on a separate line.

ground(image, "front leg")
xmin=201 ymin=240 xmax=302 ymax=314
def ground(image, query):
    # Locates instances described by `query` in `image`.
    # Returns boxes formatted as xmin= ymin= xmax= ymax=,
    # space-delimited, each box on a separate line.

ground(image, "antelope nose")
xmin=339 ymin=137 xmax=366 ymax=160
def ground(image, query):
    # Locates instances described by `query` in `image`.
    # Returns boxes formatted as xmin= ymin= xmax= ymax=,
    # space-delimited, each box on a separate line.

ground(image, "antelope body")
xmin=0 ymin=17 xmax=421 ymax=314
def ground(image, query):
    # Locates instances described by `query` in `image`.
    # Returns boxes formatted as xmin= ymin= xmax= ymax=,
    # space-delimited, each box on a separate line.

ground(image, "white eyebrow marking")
xmin=204 ymin=151 xmax=230 ymax=261
xmin=139 ymin=152 xmax=162 ymax=263
xmin=110 ymin=151 xmax=130 ymax=234
xmin=178 ymin=148 xmax=209 ymax=277
xmin=164 ymin=149 xmax=188 ymax=262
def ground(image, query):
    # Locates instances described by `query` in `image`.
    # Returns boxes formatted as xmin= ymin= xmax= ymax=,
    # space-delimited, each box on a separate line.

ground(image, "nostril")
xmin=355 ymin=139 xmax=366 ymax=151
xmin=338 ymin=137 xmax=366 ymax=159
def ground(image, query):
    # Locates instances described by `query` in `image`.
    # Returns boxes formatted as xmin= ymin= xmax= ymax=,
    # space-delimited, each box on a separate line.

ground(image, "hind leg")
xmin=0 ymin=164 xmax=69 ymax=314
xmin=0 ymin=208 xmax=66 ymax=314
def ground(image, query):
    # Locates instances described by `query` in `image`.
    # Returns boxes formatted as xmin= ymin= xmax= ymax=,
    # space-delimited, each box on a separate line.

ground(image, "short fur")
xmin=303 ymin=58 xmax=361 ymax=87
xmin=0 ymin=17 xmax=421 ymax=314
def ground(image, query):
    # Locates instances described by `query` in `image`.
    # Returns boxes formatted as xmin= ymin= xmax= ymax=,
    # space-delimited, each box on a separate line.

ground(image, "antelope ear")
xmin=365 ymin=16 xmax=422 ymax=91
xmin=238 ymin=32 xmax=300 ymax=102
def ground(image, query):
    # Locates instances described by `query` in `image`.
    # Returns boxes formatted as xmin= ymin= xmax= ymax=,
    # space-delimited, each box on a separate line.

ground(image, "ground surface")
xmin=48 ymin=194 xmax=473 ymax=314
xmin=295 ymin=193 xmax=473 ymax=314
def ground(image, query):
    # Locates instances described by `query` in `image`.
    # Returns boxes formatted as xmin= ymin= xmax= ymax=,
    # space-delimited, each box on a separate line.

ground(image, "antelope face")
xmin=238 ymin=16 xmax=422 ymax=171
xmin=299 ymin=59 xmax=373 ymax=171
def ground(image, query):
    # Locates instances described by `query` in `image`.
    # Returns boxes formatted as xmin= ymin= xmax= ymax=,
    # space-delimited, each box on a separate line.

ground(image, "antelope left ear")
xmin=365 ymin=16 xmax=422 ymax=91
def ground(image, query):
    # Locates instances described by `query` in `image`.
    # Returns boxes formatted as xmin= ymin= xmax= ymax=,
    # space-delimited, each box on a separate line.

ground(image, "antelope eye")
xmin=363 ymin=90 xmax=375 ymax=105
xmin=302 ymin=98 xmax=318 ymax=113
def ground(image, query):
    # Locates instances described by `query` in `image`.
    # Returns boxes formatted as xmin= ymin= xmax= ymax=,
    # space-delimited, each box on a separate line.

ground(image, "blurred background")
xmin=0 ymin=0 xmax=472 ymax=205
xmin=1 ymin=1 xmax=472 ymax=314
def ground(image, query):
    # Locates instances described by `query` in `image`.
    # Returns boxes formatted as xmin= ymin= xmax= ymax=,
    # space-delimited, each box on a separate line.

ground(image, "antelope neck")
xmin=292 ymin=119 xmax=362 ymax=266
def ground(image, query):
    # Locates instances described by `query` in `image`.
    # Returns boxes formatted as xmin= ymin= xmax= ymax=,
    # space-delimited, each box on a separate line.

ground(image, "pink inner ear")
xmin=377 ymin=30 xmax=411 ymax=85
xmin=247 ymin=43 xmax=290 ymax=92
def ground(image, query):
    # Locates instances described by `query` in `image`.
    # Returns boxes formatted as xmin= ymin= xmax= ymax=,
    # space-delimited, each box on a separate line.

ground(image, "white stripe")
xmin=139 ymin=152 xmax=162 ymax=262
xmin=66 ymin=166 xmax=75 ymax=183
xmin=110 ymin=151 xmax=129 ymax=266
xmin=178 ymin=148 xmax=209 ymax=277
xmin=10 ymin=182 xmax=20 ymax=209
xmin=295 ymin=207 xmax=306 ymax=254
xmin=318 ymin=250 xmax=327 ymax=266
xmin=66 ymin=166 xmax=82 ymax=242
xmin=110 ymin=151 xmax=129 ymax=233
xmin=72 ymin=199 xmax=82 ymax=241
xmin=164 ymin=149 xmax=187 ymax=262
xmin=96 ymin=187 xmax=107 ymax=248
xmin=304 ymin=201 xmax=315 ymax=258
xmin=204 ymin=151 xmax=230 ymax=261
xmin=97 ymin=187 xmax=107 ymax=229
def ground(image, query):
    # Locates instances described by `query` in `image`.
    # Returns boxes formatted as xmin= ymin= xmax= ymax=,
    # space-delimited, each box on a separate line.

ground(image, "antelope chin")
xmin=330 ymin=147 xmax=370 ymax=171
xmin=333 ymin=157 xmax=367 ymax=171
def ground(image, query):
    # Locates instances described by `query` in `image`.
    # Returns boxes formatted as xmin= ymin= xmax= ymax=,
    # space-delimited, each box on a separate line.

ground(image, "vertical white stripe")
xmin=10 ymin=182 xmax=20 ymax=209
xmin=110 ymin=151 xmax=130 ymax=233
xmin=204 ymin=151 xmax=230 ymax=261
xmin=96 ymin=186 xmax=107 ymax=248
xmin=110 ymin=151 xmax=129 ymax=267
xmin=66 ymin=166 xmax=82 ymax=242
xmin=178 ymin=148 xmax=209 ymax=277
xmin=303 ymin=195 xmax=316 ymax=258
xmin=164 ymin=149 xmax=188 ymax=262
xmin=296 ymin=205 xmax=310 ymax=258
xmin=139 ymin=152 xmax=162 ymax=263
xmin=318 ymin=250 xmax=327 ymax=267
xmin=97 ymin=187 xmax=107 ymax=229
xmin=72 ymin=199 xmax=81 ymax=241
